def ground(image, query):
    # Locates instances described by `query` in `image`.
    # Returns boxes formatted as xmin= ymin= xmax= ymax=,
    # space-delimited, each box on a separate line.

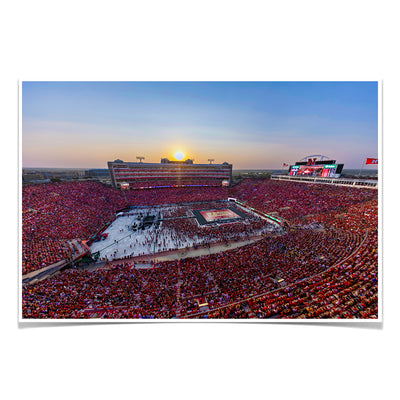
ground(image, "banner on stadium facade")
xmin=366 ymin=158 xmax=378 ymax=165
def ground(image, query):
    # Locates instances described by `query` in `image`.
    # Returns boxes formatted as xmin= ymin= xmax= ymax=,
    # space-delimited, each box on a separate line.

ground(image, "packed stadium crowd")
xmin=22 ymin=182 xmax=228 ymax=273
xmin=229 ymin=178 xmax=377 ymax=225
xmin=175 ymin=228 xmax=364 ymax=315
xmin=201 ymin=199 xmax=378 ymax=319
xmin=22 ymin=178 xmax=378 ymax=319
xmin=206 ymin=231 xmax=377 ymax=319
xmin=160 ymin=210 xmax=274 ymax=249
xmin=22 ymin=182 xmax=123 ymax=273
xmin=123 ymin=186 xmax=228 ymax=206
xmin=86 ymin=204 xmax=275 ymax=262
xmin=118 ymin=178 xmax=224 ymax=189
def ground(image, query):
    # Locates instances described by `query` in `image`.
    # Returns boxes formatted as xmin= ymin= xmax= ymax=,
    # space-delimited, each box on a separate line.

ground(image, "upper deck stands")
xmin=271 ymin=174 xmax=378 ymax=189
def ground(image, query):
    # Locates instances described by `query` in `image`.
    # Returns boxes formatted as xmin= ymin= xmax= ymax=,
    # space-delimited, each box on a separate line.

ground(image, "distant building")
xmin=86 ymin=169 xmax=110 ymax=178
xmin=107 ymin=158 xmax=233 ymax=189
xmin=23 ymin=168 xmax=87 ymax=183
xmin=22 ymin=171 xmax=46 ymax=184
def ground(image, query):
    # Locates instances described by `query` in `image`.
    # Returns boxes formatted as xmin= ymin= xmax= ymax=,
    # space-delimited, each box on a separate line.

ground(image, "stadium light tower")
xmin=208 ymin=159 xmax=214 ymax=164
xmin=136 ymin=156 xmax=145 ymax=163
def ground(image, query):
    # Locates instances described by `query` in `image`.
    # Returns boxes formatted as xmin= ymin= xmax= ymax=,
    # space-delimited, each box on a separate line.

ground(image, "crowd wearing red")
xmin=22 ymin=182 xmax=228 ymax=273
xmin=22 ymin=178 xmax=378 ymax=319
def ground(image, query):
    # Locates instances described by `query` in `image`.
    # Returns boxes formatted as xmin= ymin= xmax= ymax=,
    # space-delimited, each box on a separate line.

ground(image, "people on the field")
xmin=22 ymin=178 xmax=378 ymax=320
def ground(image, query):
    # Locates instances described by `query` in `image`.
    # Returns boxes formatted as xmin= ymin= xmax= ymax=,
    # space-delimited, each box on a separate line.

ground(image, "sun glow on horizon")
xmin=174 ymin=151 xmax=185 ymax=161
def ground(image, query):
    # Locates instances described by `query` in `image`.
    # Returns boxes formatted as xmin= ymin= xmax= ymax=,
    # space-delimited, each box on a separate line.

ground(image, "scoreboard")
xmin=321 ymin=164 xmax=338 ymax=177
xmin=289 ymin=164 xmax=339 ymax=177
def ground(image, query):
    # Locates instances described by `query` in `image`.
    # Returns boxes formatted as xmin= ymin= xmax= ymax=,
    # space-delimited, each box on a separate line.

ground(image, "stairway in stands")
xmin=243 ymin=302 xmax=257 ymax=319
xmin=175 ymin=262 xmax=183 ymax=318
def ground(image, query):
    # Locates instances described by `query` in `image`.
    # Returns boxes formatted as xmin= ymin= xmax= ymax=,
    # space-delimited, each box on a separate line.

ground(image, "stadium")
xmin=21 ymin=155 xmax=379 ymax=320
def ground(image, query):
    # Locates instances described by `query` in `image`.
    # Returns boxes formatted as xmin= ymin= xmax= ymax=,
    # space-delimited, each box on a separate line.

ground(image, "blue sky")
xmin=22 ymin=81 xmax=378 ymax=169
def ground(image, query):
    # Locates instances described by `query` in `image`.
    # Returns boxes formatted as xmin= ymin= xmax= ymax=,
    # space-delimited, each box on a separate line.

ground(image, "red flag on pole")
xmin=366 ymin=158 xmax=378 ymax=165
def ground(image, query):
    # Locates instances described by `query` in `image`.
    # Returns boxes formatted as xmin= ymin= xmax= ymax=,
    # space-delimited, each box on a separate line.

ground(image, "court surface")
xmin=199 ymin=208 xmax=242 ymax=222
xmin=192 ymin=207 xmax=247 ymax=226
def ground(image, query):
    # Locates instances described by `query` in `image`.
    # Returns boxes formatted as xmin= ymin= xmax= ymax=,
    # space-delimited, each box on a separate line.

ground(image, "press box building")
xmin=107 ymin=158 xmax=233 ymax=189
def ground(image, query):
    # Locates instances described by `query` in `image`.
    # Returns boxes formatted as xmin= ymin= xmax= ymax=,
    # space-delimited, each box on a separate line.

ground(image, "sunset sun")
xmin=174 ymin=151 xmax=184 ymax=160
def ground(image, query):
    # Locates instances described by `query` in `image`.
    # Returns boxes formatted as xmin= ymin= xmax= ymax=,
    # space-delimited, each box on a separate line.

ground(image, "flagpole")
xmin=358 ymin=157 xmax=366 ymax=178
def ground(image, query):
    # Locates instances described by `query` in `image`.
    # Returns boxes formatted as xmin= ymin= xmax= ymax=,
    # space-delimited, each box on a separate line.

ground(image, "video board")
xmin=289 ymin=164 xmax=338 ymax=177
